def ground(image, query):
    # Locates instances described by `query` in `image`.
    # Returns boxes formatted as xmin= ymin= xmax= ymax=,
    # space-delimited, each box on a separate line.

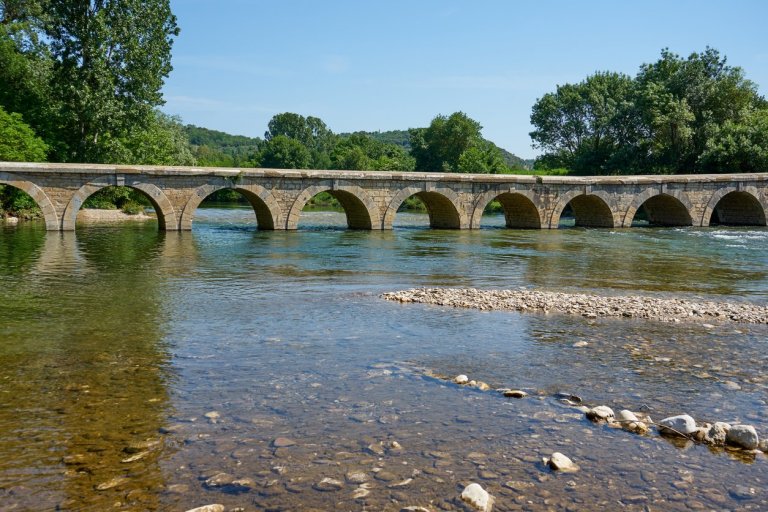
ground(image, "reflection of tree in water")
xmin=0 ymin=222 xmax=46 ymax=276
xmin=0 ymin=225 xmax=176 ymax=510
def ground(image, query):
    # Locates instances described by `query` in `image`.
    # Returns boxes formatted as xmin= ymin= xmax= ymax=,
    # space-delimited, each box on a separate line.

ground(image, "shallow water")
xmin=1 ymin=208 xmax=767 ymax=511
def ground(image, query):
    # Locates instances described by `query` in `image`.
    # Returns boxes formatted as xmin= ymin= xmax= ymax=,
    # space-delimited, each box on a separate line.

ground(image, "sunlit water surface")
xmin=1 ymin=207 xmax=767 ymax=511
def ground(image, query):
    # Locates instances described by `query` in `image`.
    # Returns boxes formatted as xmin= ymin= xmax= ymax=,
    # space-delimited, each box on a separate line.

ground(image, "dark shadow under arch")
xmin=480 ymin=192 xmax=542 ymax=229
xmin=556 ymin=194 xmax=615 ymax=228
xmin=631 ymin=194 xmax=693 ymax=227
xmin=287 ymin=185 xmax=381 ymax=230
xmin=709 ymin=191 xmax=766 ymax=226
xmin=181 ymin=185 xmax=279 ymax=230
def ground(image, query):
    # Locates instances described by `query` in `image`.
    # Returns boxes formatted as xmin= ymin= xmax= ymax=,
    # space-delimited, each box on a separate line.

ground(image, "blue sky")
xmin=163 ymin=0 xmax=768 ymax=159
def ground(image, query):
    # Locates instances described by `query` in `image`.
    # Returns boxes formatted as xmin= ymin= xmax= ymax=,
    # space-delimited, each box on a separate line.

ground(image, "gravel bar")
xmin=382 ymin=288 xmax=768 ymax=324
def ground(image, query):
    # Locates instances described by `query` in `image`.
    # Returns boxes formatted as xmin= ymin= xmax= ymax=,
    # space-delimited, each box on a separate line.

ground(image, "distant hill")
xmin=184 ymin=125 xmax=262 ymax=150
xmin=344 ymin=129 xmax=533 ymax=170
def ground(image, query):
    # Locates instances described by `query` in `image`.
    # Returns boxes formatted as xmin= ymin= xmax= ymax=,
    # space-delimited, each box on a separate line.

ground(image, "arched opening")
xmin=477 ymin=192 xmax=542 ymax=229
xmin=554 ymin=194 xmax=615 ymax=228
xmin=183 ymin=186 xmax=277 ymax=230
xmin=76 ymin=186 xmax=160 ymax=226
xmin=709 ymin=191 xmax=766 ymax=226
xmin=1 ymin=183 xmax=42 ymax=222
xmin=629 ymin=194 xmax=692 ymax=227
xmin=288 ymin=186 xmax=379 ymax=230
xmin=0 ymin=175 xmax=59 ymax=230
xmin=387 ymin=191 xmax=463 ymax=229
xmin=64 ymin=183 xmax=177 ymax=231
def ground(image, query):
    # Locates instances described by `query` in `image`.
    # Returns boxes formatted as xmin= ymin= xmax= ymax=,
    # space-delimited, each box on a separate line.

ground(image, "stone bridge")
xmin=1 ymin=162 xmax=767 ymax=231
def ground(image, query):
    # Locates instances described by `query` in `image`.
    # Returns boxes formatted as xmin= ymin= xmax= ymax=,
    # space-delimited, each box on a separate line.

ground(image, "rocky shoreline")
xmin=382 ymin=287 xmax=768 ymax=324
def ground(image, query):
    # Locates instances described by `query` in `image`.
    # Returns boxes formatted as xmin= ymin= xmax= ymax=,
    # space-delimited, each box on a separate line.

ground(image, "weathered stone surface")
xmin=726 ymin=425 xmax=759 ymax=450
xmin=704 ymin=422 xmax=731 ymax=445
xmin=6 ymin=163 xmax=768 ymax=240
xmin=453 ymin=375 xmax=469 ymax=385
xmin=184 ymin=506 xmax=225 ymax=512
xmin=586 ymin=406 xmax=615 ymax=422
xmin=658 ymin=414 xmax=698 ymax=436
xmin=460 ymin=483 xmax=494 ymax=512
xmin=544 ymin=452 xmax=579 ymax=473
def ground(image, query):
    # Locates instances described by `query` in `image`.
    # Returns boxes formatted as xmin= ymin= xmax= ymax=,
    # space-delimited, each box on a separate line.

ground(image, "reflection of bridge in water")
xmin=2 ymin=162 xmax=767 ymax=231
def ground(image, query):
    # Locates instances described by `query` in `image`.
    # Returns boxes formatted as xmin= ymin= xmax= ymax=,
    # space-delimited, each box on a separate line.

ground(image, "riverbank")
xmin=76 ymin=208 xmax=155 ymax=223
xmin=382 ymin=287 xmax=768 ymax=324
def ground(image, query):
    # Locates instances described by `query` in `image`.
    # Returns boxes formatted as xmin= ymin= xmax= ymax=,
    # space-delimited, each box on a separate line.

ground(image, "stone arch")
xmin=0 ymin=172 xmax=59 ymax=230
xmin=470 ymin=189 xmax=544 ymax=229
xmin=549 ymin=190 xmax=617 ymax=228
xmin=180 ymin=183 xmax=283 ymax=230
xmin=286 ymin=184 xmax=381 ymax=230
xmin=383 ymin=185 xmax=468 ymax=229
xmin=701 ymin=187 xmax=767 ymax=227
xmin=622 ymin=190 xmax=694 ymax=227
xmin=62 ymin=181 xmax=178 ymax=231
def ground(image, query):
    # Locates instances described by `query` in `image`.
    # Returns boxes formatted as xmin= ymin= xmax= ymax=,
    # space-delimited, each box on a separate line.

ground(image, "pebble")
xmin=272 ymin=437 xmax=296 ymax=448
xmin=460 ymin=483 xmax=495 ymax=512
xmin=184 ymin=506 xmax=225 ymax=512
xmin=729 ymin=485 xmax=757 ymax=500
xmin=572 ymin=341 xmax=589 ymax=348
xmin=726 ymin=424 xmax=759 ymax=450
xmin=544 ymin=452 xmax=579 ymax=473
xmin=705 ymin=422 xmax=731 ymax=445
xmin=658 ymin=414 xmax=697 ymax=436
xmin=345 ymin=470 xmax=369 ymax=484
xmin=95 ymin=476 xmax=130 ymax=491
xmin=454 ymin=375 xmax=469 ymax=385
xmin=313 ymin=477 xmax=344 ymax=492
xmin=586 ymin=406 xmax=614 ymax=423
xmin=503 ymin=389 xmax=528 ymax=399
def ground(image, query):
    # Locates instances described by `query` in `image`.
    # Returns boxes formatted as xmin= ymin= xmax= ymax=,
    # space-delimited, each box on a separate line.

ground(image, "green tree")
xmin=456 ymin=140 xmax=507 ymax=174
xmin=0 ymin=0 xmax=180 ymax=163
xmin=700 ymin=107 xmax=768 ymax=173
xmin=258 ymin=134 xmax=312 ymax=169
xmin=331 ymin=133 xmax=415 ymax=171
xmin=0 ymin=104 xmax=47 ymax=161
xmin=410 ymin=112 xmax=503 ymax=172
xmin=264 ymin=112 xmax=335 ymax=168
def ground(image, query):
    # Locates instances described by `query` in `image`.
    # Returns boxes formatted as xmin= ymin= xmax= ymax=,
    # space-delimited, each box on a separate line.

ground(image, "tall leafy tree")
xmin=264 ymin=112 xmax=335 ymax=168
xmin=44 ymin=0 xmax=179 ymax=162
xmin=410 ymin=112 xmax=504 ymax=172
xmin=258 ymin=134 xmax=312 ymax=169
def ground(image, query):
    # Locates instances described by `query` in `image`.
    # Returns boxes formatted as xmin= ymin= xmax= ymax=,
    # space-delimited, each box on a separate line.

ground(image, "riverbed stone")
xmin=704 ymin=422 xmax=731 ymax=445
xmin=726 ymin=424 xmax=759 ymax=450
xmin=503 ymin=389 xmax=528 ymax=398
xmin=460 ymin=483 xmax=494 ymax=512
xmin=454 ymin=375 xmax=469 ymax=385
xmin=544 ymin=452 xmax=579 ymax=473
xmin=184 ymin=506 xmax=225 ymax=512
xmin=313 ymin=477 xmax=344 ymax=492
xmin=586 ymin=406 xmax=614 ymax=422
xmin=658 ymin=414 xmax=697 ymax=436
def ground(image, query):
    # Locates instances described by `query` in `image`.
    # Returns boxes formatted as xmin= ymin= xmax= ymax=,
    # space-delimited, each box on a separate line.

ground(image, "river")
xmin=1 ymin=207 xmax=767 ymax=511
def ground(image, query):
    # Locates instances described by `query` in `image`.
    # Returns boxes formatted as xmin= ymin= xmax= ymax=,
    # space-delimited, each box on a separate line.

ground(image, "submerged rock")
xmin=658 ymin=414 xmax=697 ymax=436
xmin=184 ymin=506 xmax=225 ymax=512
xmin=544 ymin=452 xmax=579 ymax=473
xmin=726 ymin=425 xmax=759 ymax=450
xmin=460 ymin=483 xmax=494 ymax=512
xmin=313 ymin=477 xmax=344 ymax=492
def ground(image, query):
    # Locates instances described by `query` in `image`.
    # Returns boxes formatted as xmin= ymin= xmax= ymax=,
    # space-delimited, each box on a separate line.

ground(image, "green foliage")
xmin=530 ymin=48 xmax=768 ymax=174
xmin=331 ymin=133 xmax=415 ymax=171
xmin=410 ymin=112 xmax=509 ymax=173
xmin=342 ymin=130 xmax=411 ymax=149
xmin=258 ymin=134 xmax=312 ymax=169
xmin=184 ymin=124 xmax=262 ymax=167
xmin=0 ymin=0 xmax=180 ymax=164
xmin=264 ymin=112 xmax=335 ymax=168
xmin=0 ymin=104 xmax=47 ymax=161
xmin=82 ymin=186 xmax=149 ymax=210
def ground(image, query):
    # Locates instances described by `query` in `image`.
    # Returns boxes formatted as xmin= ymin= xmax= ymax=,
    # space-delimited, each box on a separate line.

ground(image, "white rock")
xmin=726 ymin=425 xmax=759 ymax=450
xmin=572 ymin=341 xmax=588 ymax=348
xmin=658 ymin=414 xmax=697 ymax=435
xmin=586 ymin=405 xmax=614 ymax=422
xmin=460 ymin=482 xmax=495 ymax=512
xmin=545 ymin=452 xmax=579 ymax=473
xmin=454 ymin=374 xmax=469 ymax=385
xmin=705 ymin=422 xmax=731 ymax=445
xmin=617 ymin=410 xmax=638 ymax=423
xmin=184 ymin=506 xmax=225 ymax=512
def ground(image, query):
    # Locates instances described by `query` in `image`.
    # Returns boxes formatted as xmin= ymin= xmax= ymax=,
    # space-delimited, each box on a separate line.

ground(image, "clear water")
xmin=1 ymin=207 xmax=767 ymax=511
